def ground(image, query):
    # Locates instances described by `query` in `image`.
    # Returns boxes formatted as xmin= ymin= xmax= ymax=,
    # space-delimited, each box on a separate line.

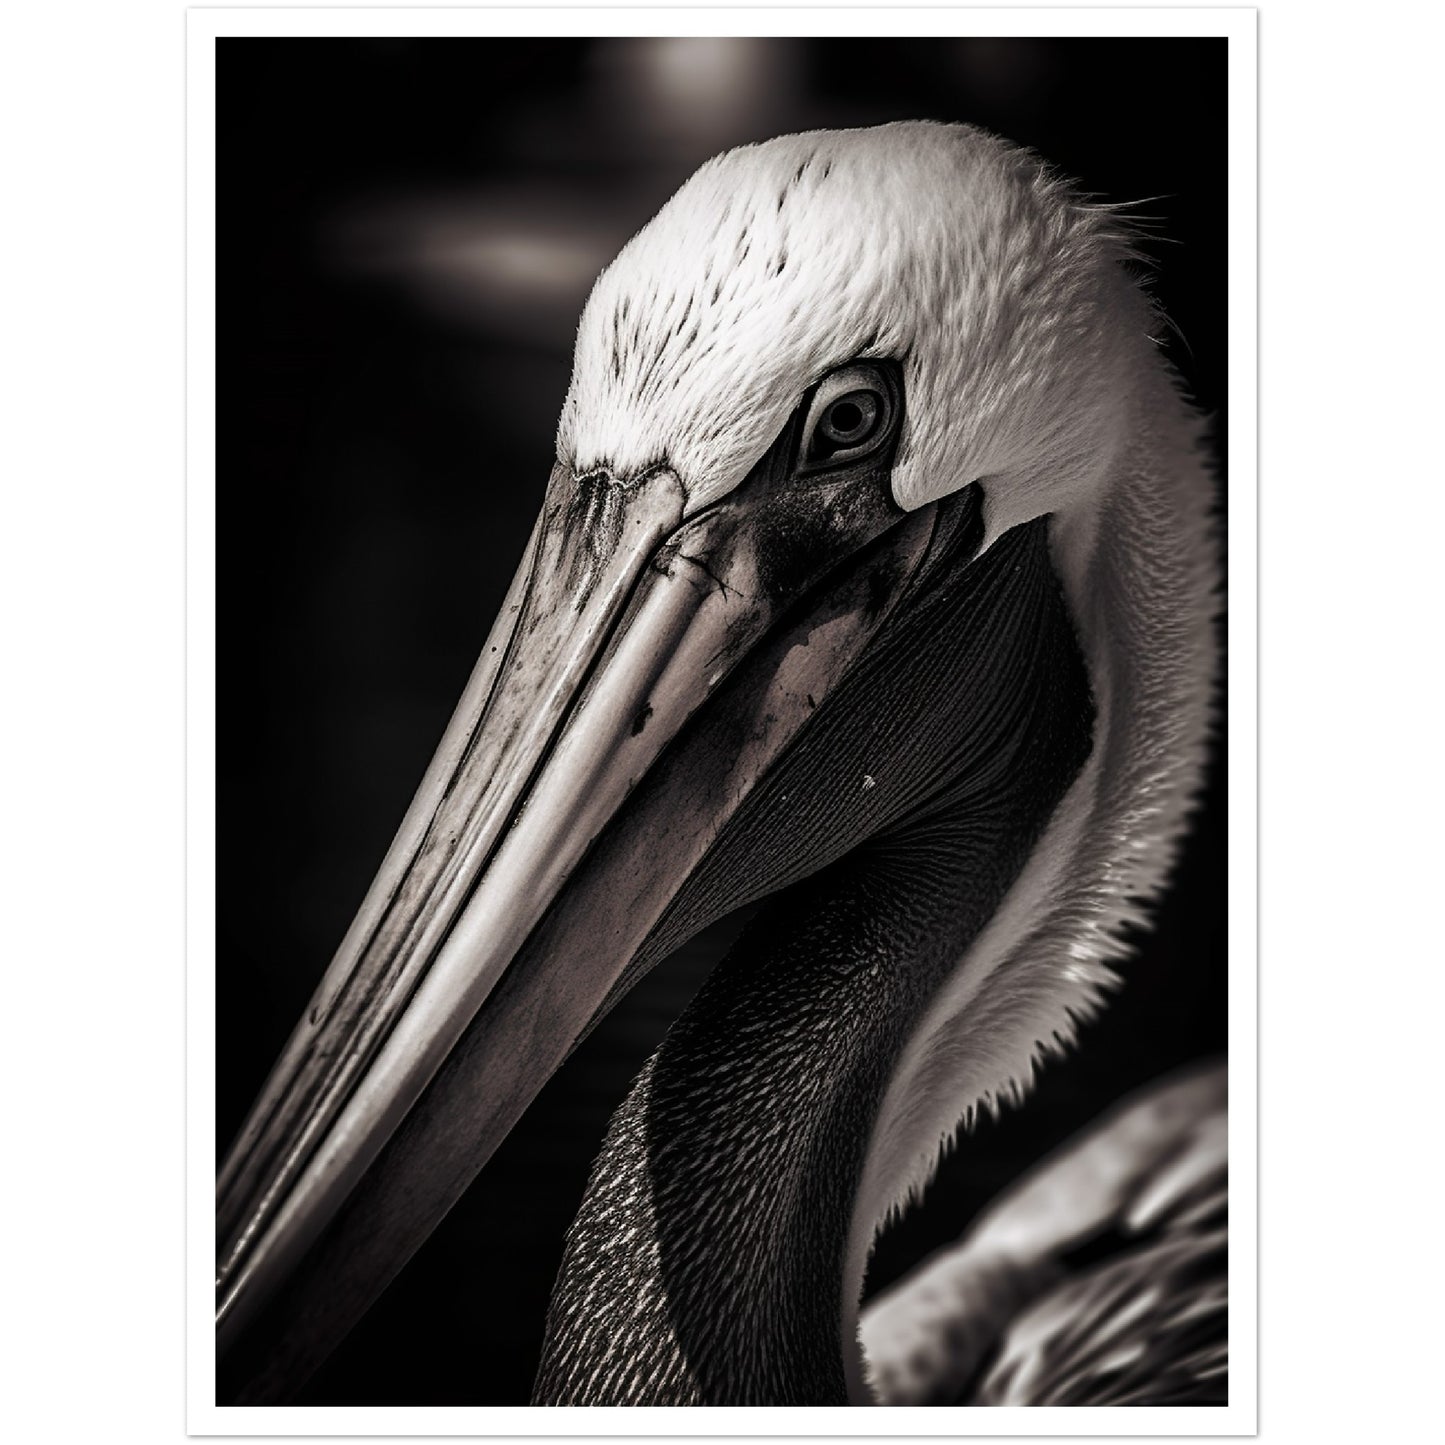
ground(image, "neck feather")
xmin=845 ymin=376 xmax=1217 ymax=1398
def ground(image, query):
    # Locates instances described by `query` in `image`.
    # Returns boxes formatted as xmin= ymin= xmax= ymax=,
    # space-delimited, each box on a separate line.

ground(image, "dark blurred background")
xmin=217 ymin=36 xmax=1226 ymax=1405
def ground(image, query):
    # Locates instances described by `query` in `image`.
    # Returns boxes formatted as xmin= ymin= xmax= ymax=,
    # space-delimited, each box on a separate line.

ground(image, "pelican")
xmin=215 ymin=120 xmax=1221 ymax=1406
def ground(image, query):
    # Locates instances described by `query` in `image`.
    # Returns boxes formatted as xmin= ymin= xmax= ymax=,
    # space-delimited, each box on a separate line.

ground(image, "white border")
xmin=186 ymin=8 xmax=1257 ymax=1436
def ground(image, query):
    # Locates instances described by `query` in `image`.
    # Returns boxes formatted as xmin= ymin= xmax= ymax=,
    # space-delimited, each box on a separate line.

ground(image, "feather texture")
xmin=559 ymin=121 xmax=1153 ymax=537
xmin=861 ymin=1062 xmax=1226 ymax=1406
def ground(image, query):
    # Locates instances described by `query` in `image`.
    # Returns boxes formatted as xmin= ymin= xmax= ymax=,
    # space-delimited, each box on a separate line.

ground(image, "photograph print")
xmin=209 ymin=26 xmax=1240 ymax=1416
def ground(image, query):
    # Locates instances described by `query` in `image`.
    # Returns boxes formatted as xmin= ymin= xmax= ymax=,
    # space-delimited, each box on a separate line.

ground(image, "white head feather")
xmin=558 ymin=120 xmax=1155 ymax=545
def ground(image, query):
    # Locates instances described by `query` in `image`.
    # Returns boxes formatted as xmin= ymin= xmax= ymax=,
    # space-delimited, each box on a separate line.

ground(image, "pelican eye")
xmin=798 ymin=363 xmax=898 ymax=473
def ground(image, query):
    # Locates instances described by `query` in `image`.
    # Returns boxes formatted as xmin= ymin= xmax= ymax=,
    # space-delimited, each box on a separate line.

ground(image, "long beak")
xmin=216 ymin=443 xmax=942 ymax=1398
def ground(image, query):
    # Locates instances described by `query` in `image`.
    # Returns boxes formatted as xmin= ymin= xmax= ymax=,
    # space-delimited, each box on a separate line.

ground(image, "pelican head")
xmin=216 ymin=121 xmax=1216 ymax=1405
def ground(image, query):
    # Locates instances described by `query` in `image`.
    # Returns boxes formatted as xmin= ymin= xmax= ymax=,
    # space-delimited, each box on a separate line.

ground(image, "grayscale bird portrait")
xmin=215 ymin=34 xmax=1230 ymax=1411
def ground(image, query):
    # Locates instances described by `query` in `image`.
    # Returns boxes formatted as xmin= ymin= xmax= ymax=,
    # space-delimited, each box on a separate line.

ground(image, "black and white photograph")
xmin=22 ymin=1 xmax=1445 ymax=1442
xmin=201 ymin=17 xmax=1246 ymax=1423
